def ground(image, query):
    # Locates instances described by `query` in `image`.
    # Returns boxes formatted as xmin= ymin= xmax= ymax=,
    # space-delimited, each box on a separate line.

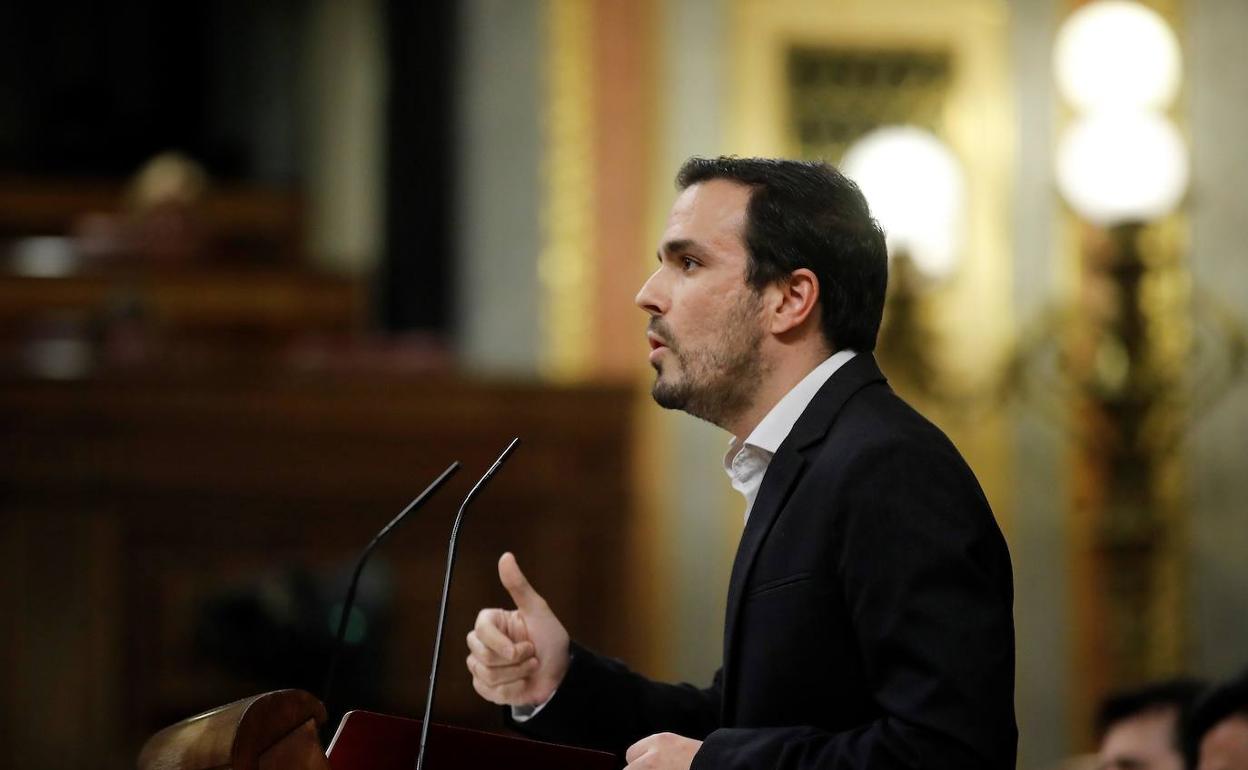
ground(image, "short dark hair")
xmin=1097 ymin=678 xmax=1207 ymax=748
xmin=1184 ymin=668 xmax=1248 ymax=767
xmin=675 ymin=156 xmax=888 ymax=353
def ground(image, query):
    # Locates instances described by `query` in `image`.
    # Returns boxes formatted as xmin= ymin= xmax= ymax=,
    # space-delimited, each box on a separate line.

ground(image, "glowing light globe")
xmin=841 ymin=125 xmax=966 ymax=281
xmin=1054 ymin=0 xmax=1181 ymax=111
xmin=1056 ymin=109 xmax=1189 ymax=225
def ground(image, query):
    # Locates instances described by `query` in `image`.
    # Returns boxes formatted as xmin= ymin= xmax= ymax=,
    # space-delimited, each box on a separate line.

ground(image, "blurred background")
xmin=1 ymin=1 xmax=1245 ymax=768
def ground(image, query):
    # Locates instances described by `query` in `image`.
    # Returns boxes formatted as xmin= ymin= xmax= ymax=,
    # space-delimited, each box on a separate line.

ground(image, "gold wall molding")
xmin=539 ymin=0 xmax=596 ymax=381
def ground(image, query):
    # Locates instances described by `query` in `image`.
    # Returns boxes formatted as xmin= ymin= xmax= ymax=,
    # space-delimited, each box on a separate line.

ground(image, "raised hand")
xmin=465 ymin=552 xmax=571 ymax=707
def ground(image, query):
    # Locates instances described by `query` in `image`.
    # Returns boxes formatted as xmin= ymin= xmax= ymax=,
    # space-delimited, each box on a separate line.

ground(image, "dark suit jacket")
xmin=511 ymin=355 xmax=1017 ymax=769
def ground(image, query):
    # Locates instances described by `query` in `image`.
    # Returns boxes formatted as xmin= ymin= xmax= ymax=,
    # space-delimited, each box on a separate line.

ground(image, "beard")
xmin=650 ymin=290 xmax=769 ymax=429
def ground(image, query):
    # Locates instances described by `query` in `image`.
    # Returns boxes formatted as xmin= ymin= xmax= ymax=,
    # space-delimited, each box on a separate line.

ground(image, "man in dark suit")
xmin=464 ymin=158 xmax=1017 ymax=769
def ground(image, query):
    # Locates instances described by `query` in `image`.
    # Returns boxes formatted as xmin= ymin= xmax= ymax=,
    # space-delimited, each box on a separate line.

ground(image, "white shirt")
xmin=724 ymin=349 xmax=857 ymax=521
xmin=514 ymin=349 xmax=856 ymax=722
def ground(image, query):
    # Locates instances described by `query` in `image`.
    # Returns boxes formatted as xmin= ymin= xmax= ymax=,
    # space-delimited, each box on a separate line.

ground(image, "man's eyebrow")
xmin=657 ymin=238 xmax=705 ymax=260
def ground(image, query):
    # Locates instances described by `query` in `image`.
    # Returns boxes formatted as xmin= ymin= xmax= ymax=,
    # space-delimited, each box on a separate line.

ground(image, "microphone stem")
xmin=322 ymin=461 xmax=461 ymax=719
xmin=322 ymin=550 xmax=370 ymax=711
xmin=416 ymin=515 xmax=464 ymax=770
xmin=416 ymin=438 xmax=520 ymax=770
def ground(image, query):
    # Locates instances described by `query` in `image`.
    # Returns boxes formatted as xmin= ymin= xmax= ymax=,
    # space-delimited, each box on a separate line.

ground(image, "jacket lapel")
xmin=719 ymin=354 xmax=887 ymax=722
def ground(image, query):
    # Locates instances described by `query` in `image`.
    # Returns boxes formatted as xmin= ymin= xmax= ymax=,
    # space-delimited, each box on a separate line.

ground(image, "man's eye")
xmin=681 ymin=256 xmax=698 ymax=271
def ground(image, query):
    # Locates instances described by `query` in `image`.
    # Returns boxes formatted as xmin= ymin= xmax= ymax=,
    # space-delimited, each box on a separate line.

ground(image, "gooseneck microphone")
xmin=322 ymin=461 xmax=462 ymax=718
xmin=416 ymin=438 xmax=521 ymax=770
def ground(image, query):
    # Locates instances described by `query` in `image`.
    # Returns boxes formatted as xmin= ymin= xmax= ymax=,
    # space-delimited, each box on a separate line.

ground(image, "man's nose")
xmin=635 ymin=268 xmax=666 ymax=316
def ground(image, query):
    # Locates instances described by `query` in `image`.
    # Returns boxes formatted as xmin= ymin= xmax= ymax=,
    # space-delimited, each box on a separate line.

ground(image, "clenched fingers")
xmin=465 ymin=653 xmax=539 ymax=687
xmin=467 ymin=628 xmax=534 ymax=666
xmin=472 ymin=608 xmax=520 ymax=658
xmin=470 ymin=668 xmax=534 ymax=705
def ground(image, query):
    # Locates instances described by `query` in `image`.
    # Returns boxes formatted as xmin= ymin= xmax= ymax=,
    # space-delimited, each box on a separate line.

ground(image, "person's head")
xmin=1096 ymin=678 xmax=1207 ymax=770
xmin=634 ymin=156 xmax=887 ymax=429
xmin=1185 ymin=669 xmax=1248 ymax=770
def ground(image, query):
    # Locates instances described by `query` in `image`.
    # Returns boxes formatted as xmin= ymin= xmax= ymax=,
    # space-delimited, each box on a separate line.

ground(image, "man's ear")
xmin=765 ymin=268 xmax=820 ymax=335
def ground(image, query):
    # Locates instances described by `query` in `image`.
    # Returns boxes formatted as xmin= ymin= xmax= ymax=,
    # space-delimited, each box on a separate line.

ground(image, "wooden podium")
xmin=137 ymin=690 xmax=616 ymax=770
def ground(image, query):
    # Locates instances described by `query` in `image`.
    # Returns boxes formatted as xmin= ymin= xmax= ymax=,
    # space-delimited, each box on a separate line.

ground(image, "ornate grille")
xmin=788 ymin=47 xmax=953 ymax=162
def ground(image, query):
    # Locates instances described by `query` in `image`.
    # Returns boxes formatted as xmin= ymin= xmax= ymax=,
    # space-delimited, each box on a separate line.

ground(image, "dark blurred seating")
xmin=0 ymin=169 xmax=377 ymax=380
xmin=0 ymin=174 xmax=303 ymax=265
xmin=0 ymin=266 xmax=366 ymax=376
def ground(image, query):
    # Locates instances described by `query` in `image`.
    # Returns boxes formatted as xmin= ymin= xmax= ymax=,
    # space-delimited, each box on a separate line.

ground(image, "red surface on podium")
xmin=327 ymin=710 xmax=617 ymax=770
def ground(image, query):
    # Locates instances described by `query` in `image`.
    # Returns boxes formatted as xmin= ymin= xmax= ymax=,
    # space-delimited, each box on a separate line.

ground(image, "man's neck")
xmin=726 ymin=346 xmax=831 ymax=440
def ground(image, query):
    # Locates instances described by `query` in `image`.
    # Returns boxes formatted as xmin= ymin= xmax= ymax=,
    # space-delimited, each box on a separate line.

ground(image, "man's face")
xmin=1198 ymin=714 xmax=1248 ymax=770
xmin=634 ymin=179 xmax=770 ymax=428
xmin=1098 ymin=709 xmax=1185 ymax=770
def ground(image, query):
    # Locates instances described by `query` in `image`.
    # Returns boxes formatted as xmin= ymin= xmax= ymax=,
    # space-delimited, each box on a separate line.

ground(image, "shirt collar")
xmin=724 ymin=349 xmax=858 ymax=467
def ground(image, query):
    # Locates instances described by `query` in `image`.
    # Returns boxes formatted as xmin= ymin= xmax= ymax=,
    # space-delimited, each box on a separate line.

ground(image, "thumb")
xmin=498 ymin=552 xmax=546 ymax=613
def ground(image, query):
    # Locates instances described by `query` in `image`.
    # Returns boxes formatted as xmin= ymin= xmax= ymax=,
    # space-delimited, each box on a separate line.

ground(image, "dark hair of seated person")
xmin=1097 ymin=677 xmax=1208 ymax=743
xmin=1184 ymin=667 xmax=1248 ymax=768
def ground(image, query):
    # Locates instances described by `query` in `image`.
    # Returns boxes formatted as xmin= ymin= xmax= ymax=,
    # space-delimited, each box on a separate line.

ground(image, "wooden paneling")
xmin=0 ymin=372 xmax=637 ymax=770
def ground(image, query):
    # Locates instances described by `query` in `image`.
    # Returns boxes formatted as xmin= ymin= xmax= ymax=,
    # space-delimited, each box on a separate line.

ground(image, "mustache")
xmin=647 ymin=318 xmax=677 ymax=350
